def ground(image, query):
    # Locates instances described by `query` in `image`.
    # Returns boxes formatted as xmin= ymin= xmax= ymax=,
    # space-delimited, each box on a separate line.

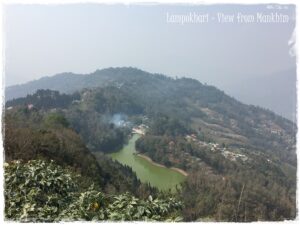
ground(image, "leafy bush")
xmin=4 ymin=160 xmax=77 ymax=222
xmin=5 ymin=160 xmax=183 ymax=222
xmin=59 ymin=190 xmax=182 ymax=221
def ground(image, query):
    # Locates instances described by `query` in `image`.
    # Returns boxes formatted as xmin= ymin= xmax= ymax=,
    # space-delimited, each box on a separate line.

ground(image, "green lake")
xmin=108 ymin=134 xmax=186 ymax=191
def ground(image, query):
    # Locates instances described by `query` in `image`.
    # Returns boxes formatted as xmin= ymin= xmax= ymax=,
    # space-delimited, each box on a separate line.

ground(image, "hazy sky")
xmin=4 ymin=4 xmax=296 ymax=88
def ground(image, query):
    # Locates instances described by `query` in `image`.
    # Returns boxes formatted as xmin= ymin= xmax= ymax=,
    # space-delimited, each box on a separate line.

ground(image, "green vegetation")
xmin=149 ymin=114 xmax=189 ymax=136
xmin=44 ymin=113 xmax=70 ymax=127
xmin=136 ymin=125 xmax=296 ymax=221
xmin=6 ymin=89 xmax=79 ymax=109
xmin=4 ymin=107 xmax=150 ymax=195
xmin=4 ymin=67 xmax=297 ymax=221
xmin=5 ymin=160 xmax=77 ymax=222
xmin=181 ymin=169 xmax=296 ymax=221
xmin=64 ymin=87 xmax=143 ymax=152
xmin=5 ymin=160 xmax=183 ymax=222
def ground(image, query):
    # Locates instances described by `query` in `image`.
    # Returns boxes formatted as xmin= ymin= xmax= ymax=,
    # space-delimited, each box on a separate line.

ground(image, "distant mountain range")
xmin=6 ymin=67 xmax=297 ymax=122
xmin=5 ymin=67 xmax=155 ymax=101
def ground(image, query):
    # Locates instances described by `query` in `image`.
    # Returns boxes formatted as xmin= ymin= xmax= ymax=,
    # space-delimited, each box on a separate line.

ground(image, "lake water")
xmin=108 ymin=134 xmax=186 ymax=191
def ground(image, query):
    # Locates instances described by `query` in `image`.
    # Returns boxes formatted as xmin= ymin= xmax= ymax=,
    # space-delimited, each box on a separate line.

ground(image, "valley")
xmin=4 ymin=67 xmax=297 ymax=222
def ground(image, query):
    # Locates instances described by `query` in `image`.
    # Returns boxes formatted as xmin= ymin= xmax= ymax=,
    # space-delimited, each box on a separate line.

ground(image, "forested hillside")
xmin=4 ymin=107 xmax=155 ymax=195
xmin=4 ymin=67 xmax=297 ymax=221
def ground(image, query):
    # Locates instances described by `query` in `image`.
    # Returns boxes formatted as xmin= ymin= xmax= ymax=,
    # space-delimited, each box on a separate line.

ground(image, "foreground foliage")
xmin=4 ymin=160 xmax=182 ymax=222
xmin=4 ymin=108 xmax=152 ymax=196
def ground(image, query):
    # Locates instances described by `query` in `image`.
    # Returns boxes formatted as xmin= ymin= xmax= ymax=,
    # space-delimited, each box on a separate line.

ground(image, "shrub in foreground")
xmin=4 ymin=160 xmax=182 ymax=222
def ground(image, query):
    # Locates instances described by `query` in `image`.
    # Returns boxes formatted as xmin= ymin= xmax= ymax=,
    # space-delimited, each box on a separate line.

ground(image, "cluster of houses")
xmin=132 ymin=124 xmax=148 ymax=135
xmin=7 ymin=104 xmax=35 ymax=111
xmin=185 ymin=134 xmax=249 ymax=162
xmin=185 ymin=134 xmax=221 ymax=151
xmin=221 ymin=150 xmax=248 ymax=162
xmin=259 ymin=121 xmax=284 ymax=136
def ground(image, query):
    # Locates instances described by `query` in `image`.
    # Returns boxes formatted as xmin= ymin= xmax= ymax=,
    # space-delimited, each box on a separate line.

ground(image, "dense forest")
xmin=4 ymin=67 xmax=297 ymax=221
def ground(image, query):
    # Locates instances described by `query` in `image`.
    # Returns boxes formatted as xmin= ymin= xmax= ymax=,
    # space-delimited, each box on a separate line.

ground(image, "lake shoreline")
xmin=136 ymin=153 xmax=188 ymax=177
xmin=109 ymin=133 xmax=187 ymax=191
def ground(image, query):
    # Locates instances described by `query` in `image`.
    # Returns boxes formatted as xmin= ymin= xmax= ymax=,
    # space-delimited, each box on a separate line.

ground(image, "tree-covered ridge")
xmin=4 ymin=67 xmax=297 ymax=222
xmin=6 ymin=68 xmax=296 ymax=165
xmin=5 ymin=160 xmax=182 ymax=222
xmin=6 ymin=89 xmax=80 ymax=109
